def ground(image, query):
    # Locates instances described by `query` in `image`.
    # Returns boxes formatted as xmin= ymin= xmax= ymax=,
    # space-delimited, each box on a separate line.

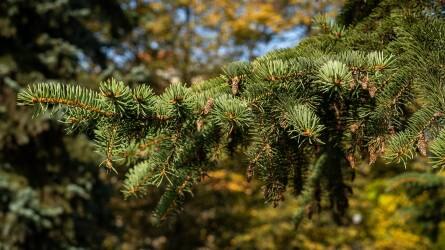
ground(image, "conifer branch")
xmin=16 ymin=4 xmax=445 ymax=223
xmin=293 ymin=153 xmax=327 ymax=226
xmin=18 ymin=82 xmax=115 ymax=117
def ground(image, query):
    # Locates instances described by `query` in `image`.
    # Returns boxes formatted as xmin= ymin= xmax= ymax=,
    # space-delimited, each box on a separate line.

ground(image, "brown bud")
xmin=417 ymin=133 xmax=427 ymax=156
xmin=368 ymin=85 xmax=377 ymax=97
xmin=380 ymin=140 xmax=385 ymax=154
xmin=361 ymin=76 xmax=368 ymax=90
xmin=105 ymin=158 xmax=113 ymax=169
xmin=350 ymin=123 xmax=360 ymax=133
xmin=196 ymin=119 xmax=204 ymax=132
xmin=349 ymin=79 xmax=356 ymax=90
xmin=202 ymin=98 xmax=214 ymax=115
xmin=369 ymin=150 xmax=377 ymax=165
xmin=231 ymin=76 xmax=240 ymax=95
xmin=279 ymin=117 xmax=288 ymax=128
xmin=347 ymin=153 xmax=356 ymax=168
xmin=368 ymin=143 xmax=378 ymax=165
xmin=388 ymin=125 xmax=396 ymax=135
xmin=369 ymin=136 xmax=385 ymax=164
xmin=103 ymin=158 xmax=118 ymax=174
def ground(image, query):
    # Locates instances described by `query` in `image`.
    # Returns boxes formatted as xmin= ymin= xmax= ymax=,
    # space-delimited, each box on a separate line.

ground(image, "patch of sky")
xmin=253 ymin=26 xmax=306 ymax=57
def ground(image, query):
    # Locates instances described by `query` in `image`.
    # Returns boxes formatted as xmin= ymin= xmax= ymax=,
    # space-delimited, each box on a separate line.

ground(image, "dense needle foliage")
xmin=17 ymin=0 xmax=445 ymax=225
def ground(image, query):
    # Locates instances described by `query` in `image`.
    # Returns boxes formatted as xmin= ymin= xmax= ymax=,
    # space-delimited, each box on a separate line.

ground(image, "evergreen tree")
xmin=1 ymin=0 xmax=131 ymax=248
xmin=17 ymin=0 xmax=445 ymax=226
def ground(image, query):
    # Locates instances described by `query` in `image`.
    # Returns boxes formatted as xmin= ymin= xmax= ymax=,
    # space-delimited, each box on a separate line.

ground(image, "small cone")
xmin=231 ymin=76 xmax=240 ymax=95
xmin=203 ymin=98 xmax=214 ymax=115
xmin=417 ymin=132 xmax=427 ymax=156
xmin=347 ymin=153 xmax=356 ymax=168
xmin=196 ymin=119 xmax=204 ymax=131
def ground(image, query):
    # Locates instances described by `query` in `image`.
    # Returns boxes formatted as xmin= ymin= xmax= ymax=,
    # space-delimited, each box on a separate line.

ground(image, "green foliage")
xmin=211 ymin=95 xmax=253 ymax=135
xmin=317 ymin=60 xmax=352 ymax=95
xmin=293 ymin=154 xmax=327 ymax=225
xmin=16 ymin=0 xmax=445 ymax=228
xmin=285 ymin=104 xmax=324 ymax=144
xmin=0 ymin=0 xmax=131 ymax=248
xmin=430 ymin=130 xmax=445 ymax=170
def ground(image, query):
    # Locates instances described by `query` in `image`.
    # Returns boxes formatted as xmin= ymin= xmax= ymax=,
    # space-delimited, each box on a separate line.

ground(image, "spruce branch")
xmin=18 ymin=82 xmax=114 ymax=117
xmin=99 ymin=78 xmax=134 ymax=115
xmin=210 ymin=94 xmax=253 ymax=135
xmin=16 ymin=3 xmax=445 ymax=224
xmin=285 ymin=104 xmax=325 ymax=144
xmin=293 ymin=153 xmax=327 ymax=226
xmin=430 ymin=131 xmax=445 ymax=170
xmin=316 ymin=60 xmax=353 ymax=95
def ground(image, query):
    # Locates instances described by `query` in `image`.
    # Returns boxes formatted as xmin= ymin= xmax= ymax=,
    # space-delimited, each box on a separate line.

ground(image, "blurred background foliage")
xmin=1 ymin=0 xmax=445 ymax=249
